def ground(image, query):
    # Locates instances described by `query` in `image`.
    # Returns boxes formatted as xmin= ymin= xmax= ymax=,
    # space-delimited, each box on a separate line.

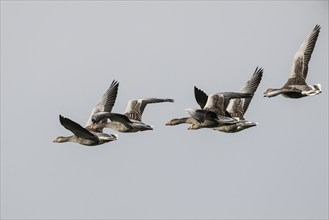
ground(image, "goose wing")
xmin=124 ymin=98 xmax=174 ymax=121
xmin=203 ymin=94 xmax=227 ymax=116
xmin=185 ymin=108 xmax=217 ymax=123
xmin=85 ymin=80 xmax=119 ymax=126
xmin=205 ymin=92 xmax=252 ymax=116
xmin=227 ymin=98 xmax=245 ymax=119
xmin=185 ymin=108 xmax=237 ymax=124
xmin=108 ymin=113 xmax=133 ymax=129
xmin=92 ymin=112 xmax=133 ymax=129
xmin=227 ymin=67 xmax=263 ymax=119
xmin=194 ymin=86 xmax=208 ymax=109
xmin=287 ymin=25 xmax=320 ymax=83
xmin=59 ymin=115 xmax=97 ymax=141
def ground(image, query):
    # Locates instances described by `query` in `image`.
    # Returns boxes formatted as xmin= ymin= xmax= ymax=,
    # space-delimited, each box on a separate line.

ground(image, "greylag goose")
xmin=213 ymin=67 xmax=263 ymax=132
xmin=185 ymin=90 xmax=252 ymax=130
xmin=53 ymin=115 xmax=118 ymax=146
xmin=264 ymin=25 xmax=321 ymax=98
xmin=91 ymin=98 xmax=174 ymax=132
xmin=189 ymin=67 xmax=263 ymax=131
xmin=165 ymin=87 xmax=250 ymax=129
xmin=53 ymin=80 xmax=119 ymax=146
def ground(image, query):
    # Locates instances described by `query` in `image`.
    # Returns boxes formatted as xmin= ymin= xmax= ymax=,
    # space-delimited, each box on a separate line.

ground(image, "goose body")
xmin=264 ymin=25 xmax=321 ymax=98
xmin=92 ymin=98 xmax=174 ymax=132
xmin=212 ymin=120 xmax=258 ymax=133
xmin=185 ymin=108 xmax=238 ymax=130
xmin=53 ymin=80 xmax=119 ymax=146
xmin=92 ymin=112 xmax=153 ymax=132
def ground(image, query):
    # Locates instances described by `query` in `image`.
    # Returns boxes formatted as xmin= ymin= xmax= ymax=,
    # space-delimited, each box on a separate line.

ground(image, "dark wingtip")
xmin=314 ymin=24 xmax=321 ymax=31
xmin=111 ymin=79 xmax=120 ymax=88
xmin=194 ymin=86 xmax=200 ymax=94
xmin=194 ymin=86 xmax=200 ymax=93
xmin=59 ymin=114 xmax=68 ymax=126
xmin=255 ymin=66 xmax=264 ymax=75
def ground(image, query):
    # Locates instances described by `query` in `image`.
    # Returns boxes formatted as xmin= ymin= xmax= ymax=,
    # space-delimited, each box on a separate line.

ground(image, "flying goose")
xmin=264 ymin=24 xmax=321 ymax=98
xmin=53 ymin=80 xmax=119 ymax=146
xmin=185 ymin=90 xmax=252 ymax=130
xmin=53 ymin=115 xmax=118 ymax=146
xmin=214 ymin=67 xmax=263 ymax=132
xmin=91 ymin=98 xmax=174 ymax=132
xmin=165 ymin=86 xmax=251 ymax=129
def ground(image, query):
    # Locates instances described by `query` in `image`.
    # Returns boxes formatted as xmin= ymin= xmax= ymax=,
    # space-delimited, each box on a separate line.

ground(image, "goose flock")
xmin=53 ymin=24 xmax=322 ymax=146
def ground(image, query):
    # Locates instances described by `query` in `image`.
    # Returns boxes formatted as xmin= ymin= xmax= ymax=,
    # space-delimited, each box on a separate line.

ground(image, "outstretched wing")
xmin=288 ymin=24 xmax=321 ymax=80
xmin=59 ymin=115 xmax=97 ymax=141
xmin=185 ymin=108 xmax=218 ymax=123
xmin=205 ymin=92 xmax=252 ymax=116
xmin=124 ymin=98 xmax=174 ymax=121
xmin=228 ymin=98 xmax=245 ymax=119
xmin=92 ymin=112 xmax=133 ymax=129
xmin=227 ymin=67 xmax=263 ymax=119
xmin=85 ymin=80 xmax=119 ymax=126
xmin=203 ymin=94 xmax=226 ymax=116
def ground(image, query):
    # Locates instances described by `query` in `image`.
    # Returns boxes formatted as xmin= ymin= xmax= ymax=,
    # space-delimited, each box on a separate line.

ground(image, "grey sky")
xmin=1 ymin=1 xmax=328 ymax=219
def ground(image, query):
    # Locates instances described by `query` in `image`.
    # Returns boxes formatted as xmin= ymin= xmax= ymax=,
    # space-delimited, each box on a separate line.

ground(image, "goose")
xmin=188 ymin=67 xmax=263 ymax=131
xmin=165 ymin=87 xmax=250 ymax=129
xmin=53 ymin=115 xmax=118 ymax=146
xmin=91 ymin=98 xmax=174 ymax=132
xmin=213 ymin=67 xmax=263 ymax=132
xmin=53 ymin=80 xmax=119 ymax=146
xmin=185 ymin=89 xmax=252 ymax=130
xmin=264 ymin=24 xmax=321 ymax=98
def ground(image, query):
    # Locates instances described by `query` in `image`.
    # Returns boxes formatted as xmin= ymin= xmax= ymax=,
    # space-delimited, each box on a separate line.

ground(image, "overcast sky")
xmin=1 ymin=1 xmax=328 ymax=219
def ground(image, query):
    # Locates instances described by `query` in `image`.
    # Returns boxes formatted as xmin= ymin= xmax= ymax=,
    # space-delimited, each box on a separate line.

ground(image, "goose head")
xmin=139 ymin=124 xmax=153 ymax=131
xmin=53 ymin=136 xmax=68 ymax=143
xmin=165 ymin=118 xmax=185 ymax=125
xmin=263 ymin=88 xmax=279 ymax=98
